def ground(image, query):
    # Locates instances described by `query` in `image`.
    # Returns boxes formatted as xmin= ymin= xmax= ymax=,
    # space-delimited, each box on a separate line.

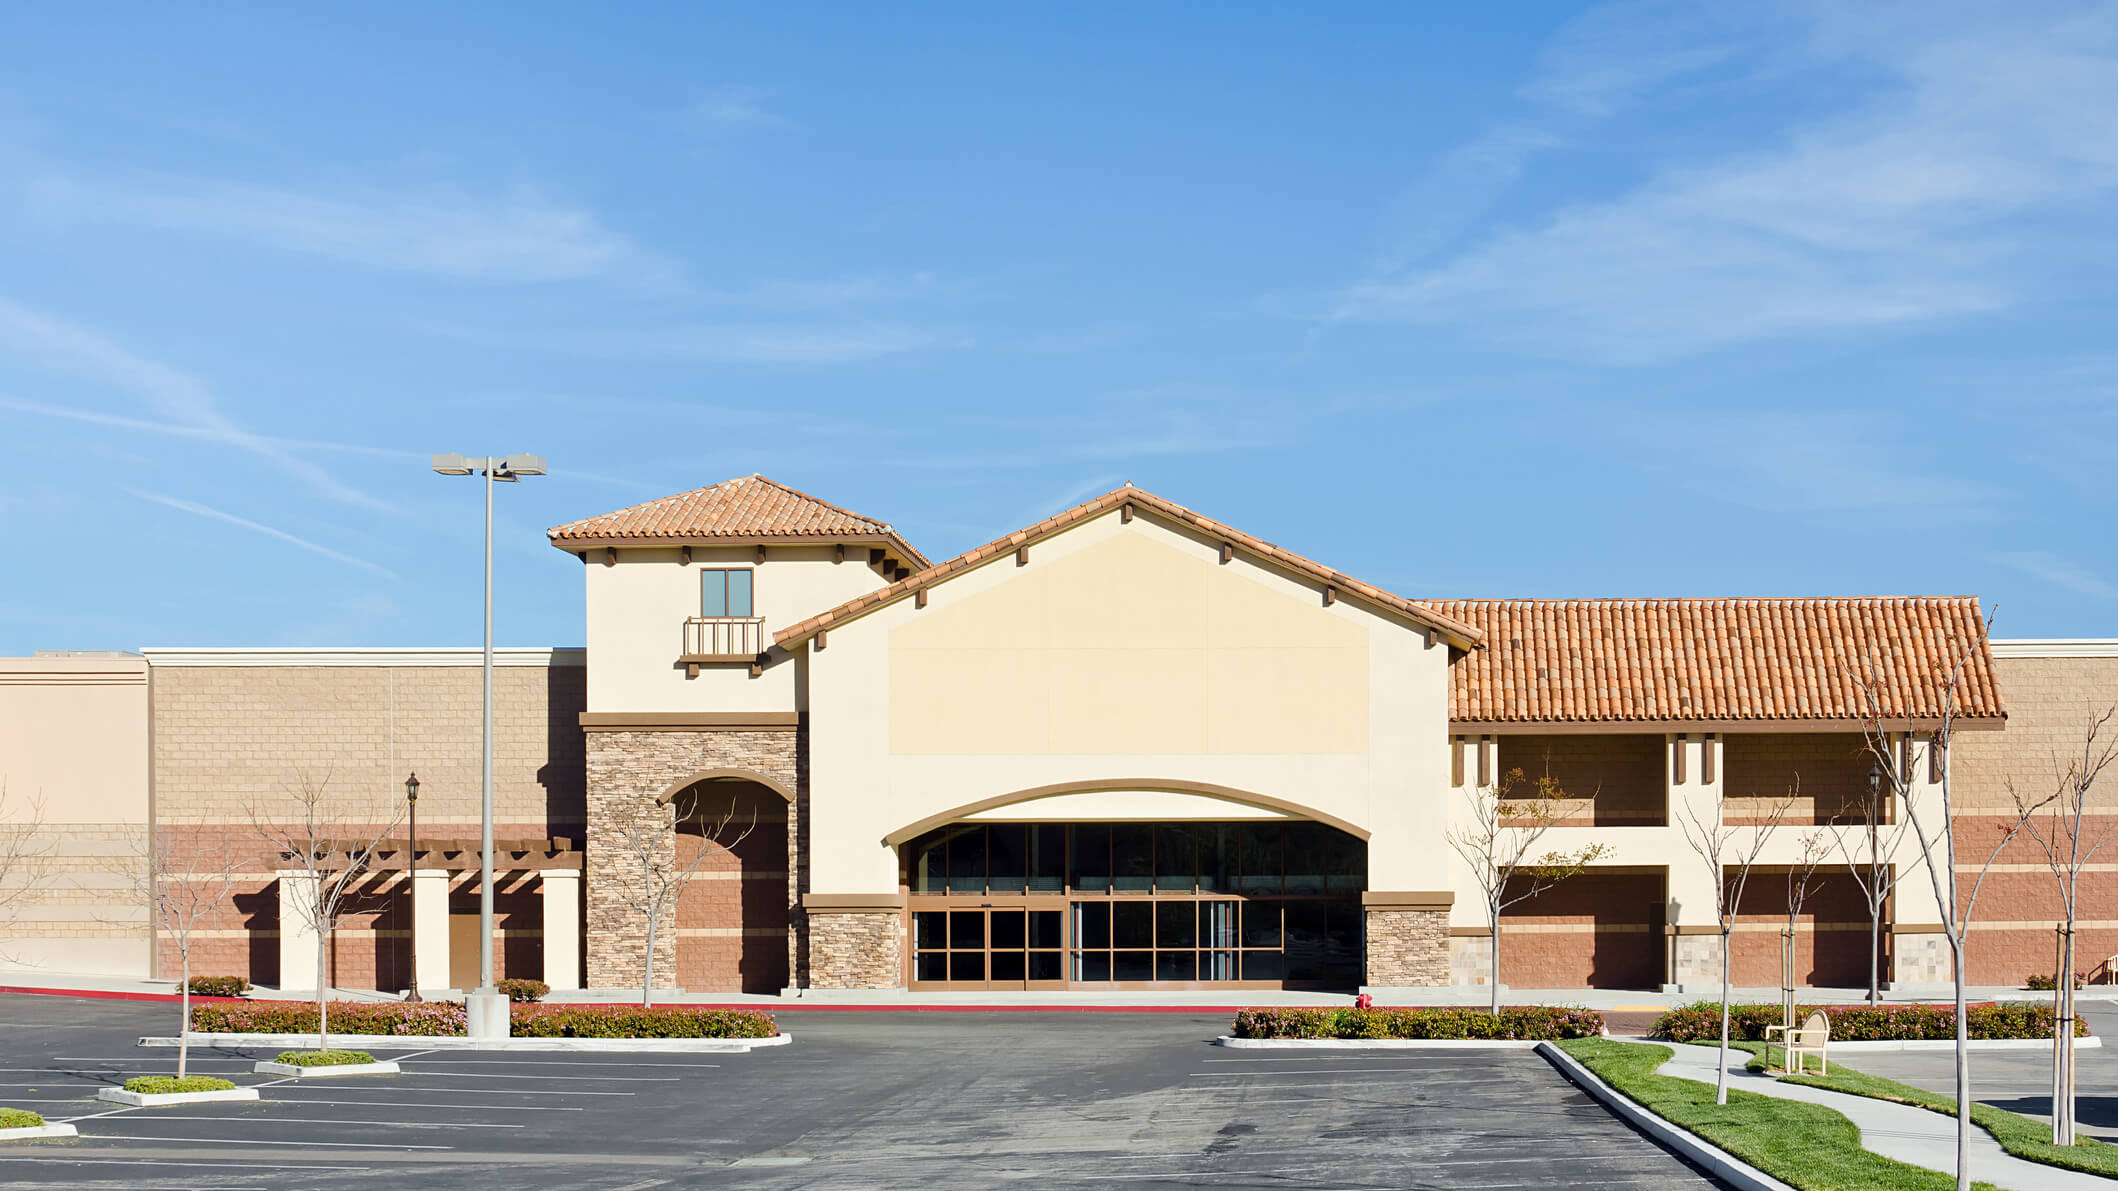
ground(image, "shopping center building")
xmin=3 ymin=476 xmax=2114 ymax=994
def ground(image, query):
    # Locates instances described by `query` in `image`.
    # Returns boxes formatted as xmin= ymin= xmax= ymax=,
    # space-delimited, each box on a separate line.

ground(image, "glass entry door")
xmin=912 ymin=905 xmax=1066 ymax=989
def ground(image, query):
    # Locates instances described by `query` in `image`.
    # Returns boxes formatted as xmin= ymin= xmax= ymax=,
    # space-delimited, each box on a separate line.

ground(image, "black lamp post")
xmin=1867 ymin=761 xmax=1882 ymax=1005
xmin=404 ymin=772 xmax=421 ymax=1002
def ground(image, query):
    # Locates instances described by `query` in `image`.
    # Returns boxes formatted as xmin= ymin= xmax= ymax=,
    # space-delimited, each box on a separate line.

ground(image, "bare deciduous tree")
xmin=1780 ymin=824 xmax=1831 ymax=1026
xmin=1830 ymin=770 xmax=1914 ymax=1006
xmin=2013 ymin=705 xmax=2118 ymax=1146
xmin=1679 ymin=789 xmax=1792 ymax=1106
xmin=604 ymin=789 xmax=756 ymax=1007
xmin=132 ymin=828 xmax=240 ymax=1078
xmin=1447 ymin=766 xmax=1610 ymax=1015
xmin=247 ymin=769 xmax=405 ymax=1052
xmin=1858 ymin=612 xmax=2050 ymax=1191
xmin=0 ymin=783 xmax=53 ymax=966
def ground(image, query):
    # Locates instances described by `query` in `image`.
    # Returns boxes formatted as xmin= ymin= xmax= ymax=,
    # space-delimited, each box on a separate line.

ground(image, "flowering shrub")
xmin=1231 ymin=1005 xmax=1603 ymax=1041
xmin=497 ymin=978 xmax=550 ymax=1003
xmin=1651 ymin=1000 xmax=2088 ymax=1042
xmin=190 ymin=1001 xmax=469 ymax=1036
xmin=510 ymin=1005 xmax=779 ymax=1039
xmin=184 ymin=975 xmax=250 ymax=998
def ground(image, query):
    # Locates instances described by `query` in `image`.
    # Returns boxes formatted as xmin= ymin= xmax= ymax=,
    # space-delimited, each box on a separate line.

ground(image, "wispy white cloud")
xmin=1336 ymin=1 xmax=2118 ymax=361
xmin=1986 ymin=550 xmax=2118 ymax=599
xmin=0 ymin=394 xmax=412 ymax=460
xmin=690 ymin=274 xmax=945 ymax=310
xmin=1623 ymin=410 xmax=2005 ymax=524
xmin=0 ymin=298 xmax=390 ymax=509
xmin=125 ymin=488 xmax=395 ymax=577
xmin=688 ymin=85 xmax=791 ymax=130
xmin=24 ymin=173 xmax=664 ymax=285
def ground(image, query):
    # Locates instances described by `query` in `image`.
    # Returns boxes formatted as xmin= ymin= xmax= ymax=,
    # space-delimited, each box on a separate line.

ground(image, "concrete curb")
xmin=0 ymin=1123 xmax=77 ymax=1141
xmin=143 ymin=1031 xmax=792 ymax=1053
xmin=252 ymin=1060 xmax=401 ymax=1077
xmin=1214 ymin=1036 xmax=1540 ymax=1049
xmin=96 ymin=1086 xmax=260 ymax=1107
xmin=1535 ymin=1042 xmax=1797 ymax=1191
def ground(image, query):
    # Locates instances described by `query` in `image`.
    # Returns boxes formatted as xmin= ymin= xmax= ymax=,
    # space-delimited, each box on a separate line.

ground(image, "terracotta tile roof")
xmin=547 ymin=475 xmax=928 ymax=566
xmin=1431 ymin=597 xmax=2005 ymax=726
xmin=774 ymin=485 xmax=1487 ymax=649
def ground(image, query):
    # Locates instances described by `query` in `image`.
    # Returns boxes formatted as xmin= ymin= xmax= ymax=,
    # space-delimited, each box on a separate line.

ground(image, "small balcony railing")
xmin=681 ymin=616 xmax=766 ymax=666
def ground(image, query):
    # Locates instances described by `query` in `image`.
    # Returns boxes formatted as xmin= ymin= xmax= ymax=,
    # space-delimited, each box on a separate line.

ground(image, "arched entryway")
xmin=663 ymin=776 xmax=789 ymax=994
xmin=898 ymin=819 xmax=1367 ymax=990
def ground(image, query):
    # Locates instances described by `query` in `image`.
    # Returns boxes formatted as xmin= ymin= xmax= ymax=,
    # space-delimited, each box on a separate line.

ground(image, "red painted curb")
xmin=0 ymin=985 xmax=251 ymax=1004
xmin=0 ymin=986 xmax=1249 ymax=1014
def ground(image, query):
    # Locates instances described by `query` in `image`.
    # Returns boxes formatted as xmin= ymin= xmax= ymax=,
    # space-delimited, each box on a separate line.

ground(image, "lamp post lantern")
xmin=404 ymin=771 xmax=420 ymax=1002
xmin=431 ymin=453 xmax=546 ymax=1038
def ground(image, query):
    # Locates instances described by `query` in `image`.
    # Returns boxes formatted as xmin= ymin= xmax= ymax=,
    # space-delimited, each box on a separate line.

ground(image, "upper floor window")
xmin=701 ymin=568 xmax=755 ymax=618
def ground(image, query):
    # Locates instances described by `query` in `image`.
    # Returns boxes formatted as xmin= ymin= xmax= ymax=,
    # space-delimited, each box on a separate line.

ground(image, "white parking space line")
xmin=88 ymin=1133 xmax=453 ymax=1149
xmin=260 ymin=1097 xmax=588 ymax=1111
xmin=137 ymin=1114 xmax=528 ymax=1130
xmin=385 ymin=1069 xmax=683 ymax=1081
xmin=1188 ymin=1067 xmax=1433 ymax=1076
xmin=308 ymin=1085 xmax=636 ymax=1096
xmin=0 ymin=1156 xmax=369 ymax=1172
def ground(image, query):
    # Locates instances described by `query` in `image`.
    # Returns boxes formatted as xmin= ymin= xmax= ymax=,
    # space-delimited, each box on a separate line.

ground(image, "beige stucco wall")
xmin=803 ymin=508 xmax=1454 ymax=896
xmin=0 ymin=656 xmax=152 ymax=976
xmin=583 ymin=545 xmax=888 ymax=715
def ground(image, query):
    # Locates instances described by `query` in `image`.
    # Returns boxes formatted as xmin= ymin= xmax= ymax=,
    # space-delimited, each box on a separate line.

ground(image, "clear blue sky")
xmin=3 ymin=2 xmax=2113 ymax=652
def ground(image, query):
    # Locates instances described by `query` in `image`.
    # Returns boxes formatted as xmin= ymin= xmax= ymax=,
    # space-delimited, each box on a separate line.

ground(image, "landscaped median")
xmin=0 ymin=1107 xmax=76 ymax=1142
xmin=151 ymin=1001 xmax=790 ymax=1052
xmin=1221 ymin=1005 xmax=1604 ymax=1048
xmin=253 ymin=1048 xmax=400 ymax=1077
xmin=97 ymin=1074 xmax=260 ymax=1107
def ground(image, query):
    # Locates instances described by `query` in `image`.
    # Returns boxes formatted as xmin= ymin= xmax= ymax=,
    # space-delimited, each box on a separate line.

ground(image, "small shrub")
xmin=123 ymin=1075 xmax=236 ymax=1095
xmin=2026 ymin=973 xmax=2085 ymax=991
xmin=510 ymin=1005 xmax=779 ymax=1039
xmin=272 ymin=1049 xmax=376 ymax=1067
xmin=184 ymin=975 xmax=250 ymax=998
xmin=1651 ymin=1000 xmax=2088 ymax=1043
xmin=190 ymin=1001 xmax=468 ymax=1036
xmin=1230 ymin=1005 xmax=1603 ymax=1041
xmin=0 ymin=1108 xmax=45 ymax=1129
xmin=497 ymin=978 xmax=550 ymax=1003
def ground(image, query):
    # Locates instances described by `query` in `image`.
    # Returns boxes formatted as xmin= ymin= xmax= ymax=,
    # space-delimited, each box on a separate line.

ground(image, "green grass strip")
xmin=1745 ymin=1043 xmax=2118 ymax=1179
xmin=1557 ymin=1038 xmax=2002 ymax=1191
xmin=0 ymin=1108 xmax=45 ymax=1129
xmin=272 ymin=1049 xmax=377 ymax=1067
xmin=122 ymin=1074 xmax=236 ymax=1095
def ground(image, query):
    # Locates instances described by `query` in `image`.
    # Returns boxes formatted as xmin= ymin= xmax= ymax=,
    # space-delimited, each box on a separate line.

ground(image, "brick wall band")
xmin=1725 ymin=871 xmax=1872 ymax=987
xmin=1496 ymin=872 xmax=1665 ymax=989
xmin=1722 ymin=733 xmax=1872 ymax=825
xmin=673 ymin=787 xmax=789 ymax=993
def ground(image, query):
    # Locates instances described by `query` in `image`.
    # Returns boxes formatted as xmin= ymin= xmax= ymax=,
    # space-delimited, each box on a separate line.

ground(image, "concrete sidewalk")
xmin=1655 ymin=1039 xmax=2107 ymax=1191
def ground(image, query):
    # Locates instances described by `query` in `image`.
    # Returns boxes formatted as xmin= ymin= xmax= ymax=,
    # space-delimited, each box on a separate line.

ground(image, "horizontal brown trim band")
xmin=1450 ymin=926 xmax=1492 ymax=938
xmin=1362 ymin=891 xmax=1454 ymax=910
xmin=581 ymin=711 xmax=799 ymax=730
xmin=1668 ymin=925 xmax=1724 ymax=936
xmin=1451 ymin=717 xmax=2004 ymax=734
xmin=802 ymin=893 xmax=906 ymax=913
xmin=1892 ymin=923 xmax=1949 ymax=935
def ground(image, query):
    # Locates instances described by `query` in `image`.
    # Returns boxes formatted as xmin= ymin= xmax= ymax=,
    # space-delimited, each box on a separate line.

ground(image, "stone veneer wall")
xmin=1893 ymin=931 xmax=1952 ymax=985
xmin=807 ymin=911 xmax=900 ymax=988
xmin=1448 ymin=933 xmax=1493 ymax=987
xmin=1671 ymin=933 xmax=1720 ymax=988
xmin=1362 ymin=908 xmax=1448 ymax=985
xmin=583 ymin=726 xmax=803 ymax=990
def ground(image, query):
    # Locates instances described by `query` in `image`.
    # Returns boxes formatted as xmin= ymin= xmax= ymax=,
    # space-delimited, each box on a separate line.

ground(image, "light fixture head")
xmin=405 ymin=771 xmax=420 ymax=801
xmin=499 ymin=454 xmax=547 ymax=477
xmin=430 ymin=453 xmax=476 ymax=476
xmin=1868 ymin=762 xmax=1881 ymax=794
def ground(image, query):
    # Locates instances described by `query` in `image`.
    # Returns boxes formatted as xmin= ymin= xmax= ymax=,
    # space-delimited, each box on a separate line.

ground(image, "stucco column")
xmin=1889 ymin=733 xmax=1953 ymax=988
xmin=1663 ymin=733 xmax=1723 ymax=992
xmin=541 ymin=868 xmax=582 ymax=989
xmin=276 ymin=870 xmax=319 ymax=991
xmin=1440 ymin=734 xmax=1497 ymax=989
xmin=411 ymin=868 xmax=450 ymax=993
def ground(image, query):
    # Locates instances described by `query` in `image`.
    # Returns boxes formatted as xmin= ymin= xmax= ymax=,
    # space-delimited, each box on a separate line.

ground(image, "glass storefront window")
xmin=1069 ymin=825 xmax=1110 ymax=892
xmin=987 ymin=825 xmax=1027 ymax=894
xmin=1285 ymin=823 xmax=1328 ymax=895
xmin=1155 ymin=900 xmax=1195 ymax=949
xmin=946 ymin=827 xmax=985 ymax=893
xmin=1029 ymin=825 xmax=1065 ymax=893
xmin=1112 ymin=901 xmax=1153 ymax=949
xmin=1111 ymin=825 xmax=1153 ymax=893
xmin=1236 ymin=823 xmax=1282 ymax=895
xmin=1155 ymin=824 xmax=1195 ymax=892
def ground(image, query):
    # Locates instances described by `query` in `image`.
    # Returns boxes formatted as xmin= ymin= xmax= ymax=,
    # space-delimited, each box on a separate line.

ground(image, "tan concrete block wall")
xmin=1497 ymin=734 xmax=1665 ymax=825
xmin=1497 ymin=872 xmax=1665 ymax=988
xmin=151 ymin=665 xmax=585 ymax=830
xmin=1448 ymin=934 xmax=1492 ymax=986
xmin=807 ymin=910 xmax=900 ymax=988
xmin=1722 ymin=733 xmax=1871 ymax=824
xmin=1362 ymin=908 xmax=1447 ymax=985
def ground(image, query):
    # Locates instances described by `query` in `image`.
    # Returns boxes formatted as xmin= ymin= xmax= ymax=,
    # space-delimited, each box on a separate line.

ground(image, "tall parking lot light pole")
xmin=431 ymin=453 xmax=546 ymax=1038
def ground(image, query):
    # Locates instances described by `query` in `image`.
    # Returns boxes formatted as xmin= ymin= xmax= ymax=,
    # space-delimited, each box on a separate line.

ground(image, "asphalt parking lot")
xmin=1835 ymin=1001 xmax=2118 ymax=1142
xmin=0 ymin=992 xmax=1724 ymax=1189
